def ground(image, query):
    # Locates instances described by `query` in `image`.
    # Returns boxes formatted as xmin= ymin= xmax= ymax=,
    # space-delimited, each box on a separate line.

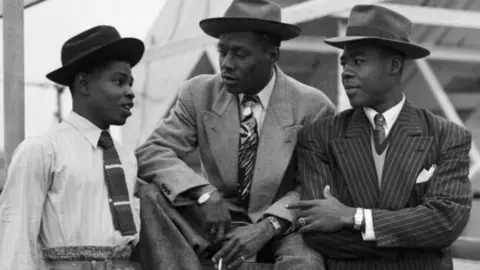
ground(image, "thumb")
xmin=323 ymin=185 xmax=332 ymax=199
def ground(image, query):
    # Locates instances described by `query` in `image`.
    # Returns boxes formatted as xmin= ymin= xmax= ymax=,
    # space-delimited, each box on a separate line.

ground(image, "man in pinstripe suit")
xmin=287 ymin=5 xmax=473 ymax=270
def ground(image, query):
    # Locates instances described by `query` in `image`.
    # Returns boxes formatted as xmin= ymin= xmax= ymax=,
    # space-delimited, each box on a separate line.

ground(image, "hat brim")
xmin=199 ymin=18 xmax=301 ymax=41
xmin=324 ymin=36 xmax=430 ymax=59
xmin=46 ymin=37 xmax=145 ymax=86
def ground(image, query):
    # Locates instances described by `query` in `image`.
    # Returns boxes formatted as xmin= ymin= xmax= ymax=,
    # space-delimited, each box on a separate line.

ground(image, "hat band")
xmin=346 ymin=26 xmax=409 ymax=43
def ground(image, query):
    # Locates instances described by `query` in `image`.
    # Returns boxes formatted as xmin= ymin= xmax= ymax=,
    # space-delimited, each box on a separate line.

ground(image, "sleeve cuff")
xmin=361 ymin=209 xmax=376 ymax=241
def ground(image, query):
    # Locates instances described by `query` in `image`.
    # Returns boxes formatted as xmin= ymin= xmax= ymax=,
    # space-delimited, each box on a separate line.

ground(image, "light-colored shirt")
xmin=0 ymin=112 xmax=140 ymax=270
xmin=239 ymin=69 xmax=276 ymax=131
xmin=361 ymin=95 xmax=406 ymax=241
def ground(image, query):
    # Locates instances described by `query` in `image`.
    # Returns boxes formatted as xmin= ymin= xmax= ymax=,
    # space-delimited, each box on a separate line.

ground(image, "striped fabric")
xmin=237 ymin=95 xmax=260 ymax=207
xmin=297 ymin=101 xmax=473 ymax=270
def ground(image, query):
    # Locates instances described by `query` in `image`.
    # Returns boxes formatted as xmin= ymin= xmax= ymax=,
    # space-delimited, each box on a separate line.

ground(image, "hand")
xmin=198 ymin=191 xmax=231 ymax=243
xmin=212 ymin=221 xmax=275 ymax=269
xmin=286 ymin=185 xmax=355 ymax=233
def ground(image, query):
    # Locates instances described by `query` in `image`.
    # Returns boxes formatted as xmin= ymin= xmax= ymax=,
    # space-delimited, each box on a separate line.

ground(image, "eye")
xmin=354 ymin=59 xmax=364 ymax=65
xmin=113 ymin=78 xmax=125 ymax=86
xmin=236 ymin=49 xmax=246 ymax=57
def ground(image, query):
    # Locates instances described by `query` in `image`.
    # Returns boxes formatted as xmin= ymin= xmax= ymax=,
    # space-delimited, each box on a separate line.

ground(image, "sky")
xmin=0 ymin=0 xmax=166 ymax=150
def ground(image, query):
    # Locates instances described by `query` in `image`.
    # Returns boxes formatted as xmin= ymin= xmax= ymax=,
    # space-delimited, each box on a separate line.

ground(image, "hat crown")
xmin=223 ymin=0 xmax=281 ymax=22
xmin=346 ymin=5 xmax=412 ymax=42
xmin=61 ymin=25 xmax=122 ymax=66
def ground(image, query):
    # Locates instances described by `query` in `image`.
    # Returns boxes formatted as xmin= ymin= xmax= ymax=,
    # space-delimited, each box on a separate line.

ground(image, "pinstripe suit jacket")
xmin=297 ymin=101 xmax=473 ymax=270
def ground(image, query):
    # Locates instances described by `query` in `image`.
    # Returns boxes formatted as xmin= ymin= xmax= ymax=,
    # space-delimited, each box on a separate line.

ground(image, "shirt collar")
xmin=363 ymin=95 xmax=406 ymax=133
xmin=64 ymin=112 xmax=107 ymax=148
xmin=239 ymin=68 xmax=276 ymax=109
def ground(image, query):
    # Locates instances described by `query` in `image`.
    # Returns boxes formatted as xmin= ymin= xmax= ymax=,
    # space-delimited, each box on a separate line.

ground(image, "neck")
xmin=72 ymin=102 xmax=108 ymax=130
xmin=244 ymin=67 xmax=274 ymax=95
xmin=371 ymin=91 xmax=403 ymax=114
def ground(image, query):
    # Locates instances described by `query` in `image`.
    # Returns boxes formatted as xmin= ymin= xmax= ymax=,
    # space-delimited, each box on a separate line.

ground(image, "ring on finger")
xmin=210 ymin=227 xmax=217 ymax=234
xmin=298 ymin=217 xmax=307 ymax=227
xmin=240 ymin=256 xmax=245 ymax=262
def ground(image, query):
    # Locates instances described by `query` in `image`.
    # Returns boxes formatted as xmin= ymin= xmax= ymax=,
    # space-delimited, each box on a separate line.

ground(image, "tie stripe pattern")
xmin=373 ymin=113 xmax=388 ymax=154
xmin=98 ymin=131 xmax=137 ymax=236
xmin=237 ymin=95 xmax=260 ymax=208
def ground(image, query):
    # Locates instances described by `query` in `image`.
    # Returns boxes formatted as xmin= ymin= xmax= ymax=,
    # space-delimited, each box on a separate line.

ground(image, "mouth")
xmin=222 ymin=74 xmax=238 ymax=85
xmin=344 ymin=85 xmax=360 ymax=95
xmin=121 ymin=103 xmax=134 ymax=112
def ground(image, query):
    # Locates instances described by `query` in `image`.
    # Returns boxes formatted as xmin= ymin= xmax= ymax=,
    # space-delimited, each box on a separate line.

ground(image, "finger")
xmin=213 ymin=238 xmax=238 ymax=263
xmin=216 ymin=224 xmax=226 ymax=243
xmin=209 ymin=223 xmax=218 ymax=235
xmin=222 ymin=239 xmax=242 ymax=265
xmin=227 ymin=256 xmax=246 ymax=270
xmin=299 ymin=222 xmax=319 ymax=233
xmin=323 ymin=185 xmax=333 ymax=198
xmin=285 ymin=200 xmax=316 ymax=209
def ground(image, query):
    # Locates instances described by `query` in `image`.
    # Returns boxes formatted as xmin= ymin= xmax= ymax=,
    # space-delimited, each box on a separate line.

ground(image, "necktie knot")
xmin=374 ymin=114 xmax=385 ymax=129
xmin=98 ymin=131 xmax=114 ymax=148
xmin=242 ymin=95 xmax=260 ymax=107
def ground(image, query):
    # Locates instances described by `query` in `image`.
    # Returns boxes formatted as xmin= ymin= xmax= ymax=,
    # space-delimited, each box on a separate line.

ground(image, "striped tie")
xmin=373 ymin=113 xmax=387 ymax=154
xmin=237 ymin=95 xmax=260 ymax=208
xmin=98 ymin=131 xmax=137 ymax=236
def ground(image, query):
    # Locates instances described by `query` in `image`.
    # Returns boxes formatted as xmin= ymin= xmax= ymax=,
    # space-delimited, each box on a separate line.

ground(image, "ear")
xmin=73 ymin=72 xmax=90 ymax=95
xmin=268 ymin=46 xmax=280 ymax=63
xmin=390 ymin=55 xmax=403 ymax=75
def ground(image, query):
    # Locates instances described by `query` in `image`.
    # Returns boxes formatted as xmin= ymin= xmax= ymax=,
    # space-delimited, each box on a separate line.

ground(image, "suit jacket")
xmin=135 ymin=66 xmax=335 ymax=223
xmin=297 ymin=101 xmax=472 ymax=270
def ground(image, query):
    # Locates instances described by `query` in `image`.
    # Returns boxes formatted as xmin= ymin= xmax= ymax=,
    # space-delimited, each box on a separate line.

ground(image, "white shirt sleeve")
xmin=0 ymin=138 xmax=53 ymax=270
xmin=361 ymin=209 xmax=376 ymax=241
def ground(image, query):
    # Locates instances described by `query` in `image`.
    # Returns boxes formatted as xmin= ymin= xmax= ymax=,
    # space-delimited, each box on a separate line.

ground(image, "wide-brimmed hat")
xmin=199 ymin=0 xmax=301 ymax=41
xmin=324 ymin=5 xmax=430 ymax=59
xmin=46 ymin=25 xmax=145 ymax=86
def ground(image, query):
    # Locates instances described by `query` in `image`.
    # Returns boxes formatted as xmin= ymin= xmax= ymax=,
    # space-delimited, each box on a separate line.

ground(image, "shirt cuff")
xmin=361 ymin=209 xmax=376 ymax=241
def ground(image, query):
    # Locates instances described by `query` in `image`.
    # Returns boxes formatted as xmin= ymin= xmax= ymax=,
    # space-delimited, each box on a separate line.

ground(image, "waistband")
xmin=43 ymin=245 xmax=132 ymax=261
xmin=45 ymin=260 xmax=141 ymax=270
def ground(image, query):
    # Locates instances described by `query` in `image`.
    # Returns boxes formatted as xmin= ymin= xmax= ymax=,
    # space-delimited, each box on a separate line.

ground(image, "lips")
xmin=121 ymin=102 xmax=134 ymax=112
xmin=222 ymin=74 xmax=237 ymax=85
xmin=343 ymin=83 xmax=360 ymax=95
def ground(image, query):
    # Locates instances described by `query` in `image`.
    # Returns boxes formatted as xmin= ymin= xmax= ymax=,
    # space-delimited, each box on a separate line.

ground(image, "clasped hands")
xmin=198 ymin=191 xmax=276 ymax=270
xmin=286 ymin=185 xmax=356 ymax=233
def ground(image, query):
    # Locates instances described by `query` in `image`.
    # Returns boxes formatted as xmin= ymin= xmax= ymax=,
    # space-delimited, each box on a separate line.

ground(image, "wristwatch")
xmin=197 ymin=188 xmax=218 ymax=205
xmin=353 ymin=208 xmax=364 ymax=231
xmin=266 ymin=216 xmax=282 ymax=233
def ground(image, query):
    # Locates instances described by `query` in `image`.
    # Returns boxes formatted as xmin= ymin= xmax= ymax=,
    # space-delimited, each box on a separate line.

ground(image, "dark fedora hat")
xmin=324 ymin=5 xmax=430 ymax=59
xmin=46 ymin=25 xmax=145 ymax=86
xmin=199 ymin=0 xmax=301 ymax=41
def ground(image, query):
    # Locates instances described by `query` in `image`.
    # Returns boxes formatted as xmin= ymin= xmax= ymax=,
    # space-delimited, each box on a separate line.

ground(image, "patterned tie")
xmin=98 ymin=131 xmax=137 ymax=236
xmin=237 ymin=95 xmax=260 ymax=208
xmin=373 ymin=113 xmax=387 ymax=155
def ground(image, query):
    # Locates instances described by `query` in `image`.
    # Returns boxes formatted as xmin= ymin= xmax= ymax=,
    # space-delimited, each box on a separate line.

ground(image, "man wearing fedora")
xmin=0 ymin=25 xmax=144 ymax=270
xmin=134 ymin=0 xmax=334 ymax=269
xmin=287 ymin=5 xmax=472 ymax=270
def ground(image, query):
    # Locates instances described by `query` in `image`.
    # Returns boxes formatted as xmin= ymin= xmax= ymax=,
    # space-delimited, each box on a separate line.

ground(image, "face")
xmin=83 ymin=61 xmax=135 ymax=129
xmin=340 ymin=42 xmax=401 ymax=111
xmin=217 ymin=32 xmax=275 ymax=95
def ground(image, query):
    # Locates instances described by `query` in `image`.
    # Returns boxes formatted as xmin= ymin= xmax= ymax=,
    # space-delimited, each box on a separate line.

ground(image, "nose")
xmin=341 ymin=66 xmax=354 ymax=81
xmin=125 ymin=85 xmax=135 ymax=100
xmin=220 ymin=51 xmax=234 ymax=72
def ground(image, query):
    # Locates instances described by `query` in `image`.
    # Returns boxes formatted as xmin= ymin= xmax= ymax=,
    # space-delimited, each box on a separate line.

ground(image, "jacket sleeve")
xmin=135 ymin=80 xmax=209 ymax=204
xmin=372 ymin=123 xmax=472 ymax=249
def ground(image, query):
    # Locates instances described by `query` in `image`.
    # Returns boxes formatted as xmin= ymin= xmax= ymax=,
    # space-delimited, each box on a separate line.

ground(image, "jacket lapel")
xmin=202 ymin=85 xmax=240 ymax=188
xmin=248 ymin=68 xmax=297 ymax=214
xmin=331 ymin=109 xmax=379 ymax=208
xmin=378 ymin=102 xmax=433 ymax=209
